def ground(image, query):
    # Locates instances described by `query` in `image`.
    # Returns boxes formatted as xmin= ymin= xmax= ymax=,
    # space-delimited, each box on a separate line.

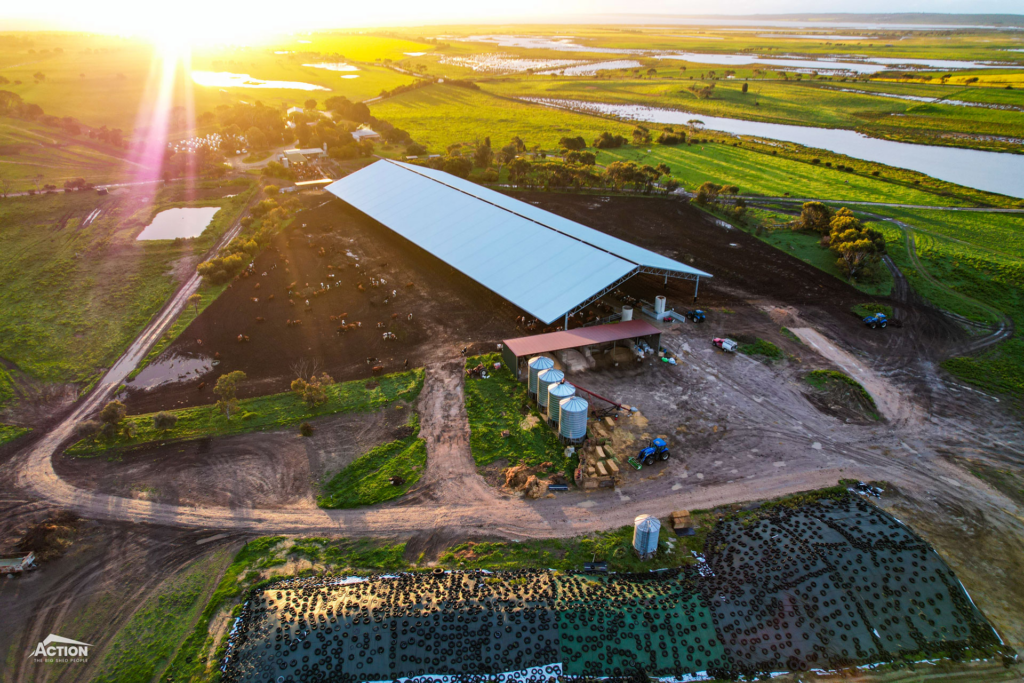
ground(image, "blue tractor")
xmin=863 ymin=312 xmax=889 ymax=329
xmin=686 ymin=309 xmax=706 ymax=323
xmin=637 ymin=438 xmax=670 ymax=466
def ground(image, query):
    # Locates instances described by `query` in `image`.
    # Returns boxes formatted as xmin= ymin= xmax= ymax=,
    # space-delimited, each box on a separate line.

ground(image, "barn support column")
xmin=564 ymin=312 xmax=569 ymax=330
xmin=693 ymin=276 xmax=700 ymax=303
xmin=664 ymin=274 xmax=668 ymax=289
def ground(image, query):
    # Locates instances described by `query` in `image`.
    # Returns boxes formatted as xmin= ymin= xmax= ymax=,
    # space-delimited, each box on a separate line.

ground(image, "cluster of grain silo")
xmin=527 ymin=356 xmax=588 ymax=444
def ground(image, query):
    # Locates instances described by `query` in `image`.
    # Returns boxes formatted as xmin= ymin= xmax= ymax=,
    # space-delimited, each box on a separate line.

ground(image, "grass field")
xmin=0 ymin=186 xmax=248 ymax=400
xmin=268 ymin=34 xmax=438 ymax=63
xmin=463 ymin=354 xmax=565 ymax=474
xmin=317 ymin=413 xmax=427 ymax=508
xmin=93 ymin=548 xmax=230 ymax=683
xmin=0 ymin=423 xmax=29 ymax=446
xmin=0 ymin=118 xmax=134 ymax=192
xmin=66 ymin=368 xmax=424 ymax=455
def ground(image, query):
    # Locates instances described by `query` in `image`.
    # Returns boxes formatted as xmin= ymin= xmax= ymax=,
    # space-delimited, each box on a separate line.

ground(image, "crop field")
xmin=0 ymin=183 xmax=249 ymax=403
xmin=267 ymin=34 xmax=438 ymax=63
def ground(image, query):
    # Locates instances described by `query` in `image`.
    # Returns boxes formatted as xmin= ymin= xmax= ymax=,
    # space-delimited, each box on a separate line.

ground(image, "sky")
xmin=1 ymin=1 xmax=1022 ymax=38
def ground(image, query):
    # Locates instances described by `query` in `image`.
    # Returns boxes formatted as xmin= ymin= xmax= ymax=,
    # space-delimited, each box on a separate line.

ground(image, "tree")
xmin=291 ymin=372 xmax=334 ymax=408
xmin=214 ymin=371 xmax=247 ymax=417
xmin=593 ymin=132 xmax=627 ymax=149
xmin=508 ymin=158 xmax=530 ymax=184
xmin=687 ymin=119 xmax=705 ymax=132
xmin=656 ymin=131 xmax=685 ymax=145
xmin=153 ymin=411 xmax=178 ymax=430
xmin=99 ymin=400 xmax=126 ymax=429
xmin=647 ymin=68 xmax=657 ymax=77
xmin=304 ymin=98 xmax=317 ymax=109
xmin=826 ymin=210 xmax=886 ymax=279
xmin=694 ymin=181 xmax=722 ymax=206
xmin=742 ymin=82 xmax=749 ymax=93
xmin=510 ymin=136 xmax=526 ymax=153
xmin=264 ymin=184 xmax=280 ymax=196
xmin=441 ymin=155 xmax=472 ymax=178
xmin=565 ymin=150 xmax=596 ymax=166
xmin=656 ymin=163 xmax=671 ymax=177
xmin=473 ymin=141 xmax=493 ymax=168
xmin=0 ymin=178 xmax=12 ymax=197
xmin=246 ymin=127 xmax=267 ymax=150
xmin=188 ymin=293 xmax=202 ymax=317
xmin=496 ymin=144 xmax=518 ymax=165
xmin=632 ymin=126 xmax=651 ymax=145
xmin=558 ymin=135 xmax=586 ymax=151
xmin=797 ymin=201 xmax=833 ymax=235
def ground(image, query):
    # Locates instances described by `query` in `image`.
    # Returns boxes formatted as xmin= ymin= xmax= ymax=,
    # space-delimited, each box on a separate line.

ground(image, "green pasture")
xmin=65 ymin=368 xmax=424 ymax=456
xmin=317 ymin=413 xmax=427 ymax=508
xmin=0 ymin=118 xmax=133 ymax=193
xmin=267 ymin=34 xmax=438 ymax=63
xmin=860 ymin=206 xmax=1024 ymax=261
xmin=0 ymin=423 xmax=29 ymax=446
xmin=0 ymin=187 xmax=246 ymax=391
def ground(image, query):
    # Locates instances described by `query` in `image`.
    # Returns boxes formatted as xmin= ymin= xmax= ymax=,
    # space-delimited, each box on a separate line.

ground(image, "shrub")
xmin=300 ymin=422 xmax=314 ymax=437
xmin=99 ymin=400 xmax=126 ymax=426
xmin=153 ymin=412 xmax=178 ymax=430
xmin=74 ymin=420 xmax=101 ymax=439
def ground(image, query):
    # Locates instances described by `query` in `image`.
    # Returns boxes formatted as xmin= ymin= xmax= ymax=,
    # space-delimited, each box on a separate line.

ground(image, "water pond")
xmin=522 ymin=98 xmax=1024 ymax=199
xmin=130 ymin=354 xmax=212 ymax=390
xmin=191 ymin=71 xmax=328 ymax=91
xmin=136 ymin=207 xmax=221 ymax=241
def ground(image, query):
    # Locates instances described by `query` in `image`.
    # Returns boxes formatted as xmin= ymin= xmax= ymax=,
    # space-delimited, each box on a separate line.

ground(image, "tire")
xmin=880 ymin=321 xmax=887 ymax=328
xmin=659 ymin=450 xmax=670 ymax=461
xmin=643 ymin=455 xmax=654 ymax=466
xmin=870 ymin=322 xmax=877 ymax=329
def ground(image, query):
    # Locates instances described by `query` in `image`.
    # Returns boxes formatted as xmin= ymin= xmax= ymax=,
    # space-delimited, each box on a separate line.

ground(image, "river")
xmin=521 ymin=98 xmax=1024 ymax=199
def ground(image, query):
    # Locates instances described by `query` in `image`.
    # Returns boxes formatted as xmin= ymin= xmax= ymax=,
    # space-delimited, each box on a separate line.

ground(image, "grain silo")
xmin=558 ymin=396 xmax=588 ymax=443
xmin=547 ymin=382 xmax=575 ymax=425
xmin=536 ymin=368 xmax=564 ymax=410
xmin=621 ymin=306 xmax=633 ymax=322
xmin=633 ymin=514 xmax=661 ymax=560
xmin=527 ymin=356 xmax=554 ymax=399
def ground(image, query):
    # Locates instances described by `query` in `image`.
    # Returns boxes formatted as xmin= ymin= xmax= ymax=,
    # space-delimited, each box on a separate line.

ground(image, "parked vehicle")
xmin=863 ymin=313 xmax=888 ymax=329
xmin=686 ymin=309 xmax=706 ymax=323
xmin=713 ymin=338 xmax=738 ymax=352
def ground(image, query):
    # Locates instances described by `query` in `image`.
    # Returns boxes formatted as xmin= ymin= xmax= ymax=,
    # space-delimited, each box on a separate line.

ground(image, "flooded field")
xmin=222 ymin=497 xmax=1006 ymax=681
xmin=303 ymin=63 xmax=360 ymax=72
xmin=191 ymin=71 xmax=329 ymax=91
xmin=136 ymin=207 xmax=221 ymax=241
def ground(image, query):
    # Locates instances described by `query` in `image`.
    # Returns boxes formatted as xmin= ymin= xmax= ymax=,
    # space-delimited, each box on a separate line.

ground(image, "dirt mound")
xmin=766 ymin=306 xmax=800 ymax=327
xmin=503 ymin=461 xmax=554 ymax=499
xmin=16 ymin=510 xmax=81 ymax=561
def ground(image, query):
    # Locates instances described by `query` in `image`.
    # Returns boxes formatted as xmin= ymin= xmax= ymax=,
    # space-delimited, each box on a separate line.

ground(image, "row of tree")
xmin=797 ymin=202 xmax=886 ymax=279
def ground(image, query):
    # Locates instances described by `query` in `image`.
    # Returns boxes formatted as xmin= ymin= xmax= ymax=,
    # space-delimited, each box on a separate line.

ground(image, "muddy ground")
xmin=54 ymin=403 xmax=414 ymax=509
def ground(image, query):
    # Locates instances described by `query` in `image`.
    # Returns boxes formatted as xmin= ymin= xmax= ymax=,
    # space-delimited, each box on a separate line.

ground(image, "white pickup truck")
xmin=713 ymin=338 xmax=738 ymax=353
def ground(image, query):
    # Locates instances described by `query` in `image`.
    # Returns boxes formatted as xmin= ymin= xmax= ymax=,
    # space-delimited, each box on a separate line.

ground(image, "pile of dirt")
xmin=503 ymin=462 xmax=557 ymax=499
xmin=16 ymin=510 xmax=81 ymax=561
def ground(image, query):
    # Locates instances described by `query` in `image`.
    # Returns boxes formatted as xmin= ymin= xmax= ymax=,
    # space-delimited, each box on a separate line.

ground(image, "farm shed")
xmin=326 ymin=160 xmax=711 ymax=326
xmin=501 ymin=320 xmax=662 ymax=379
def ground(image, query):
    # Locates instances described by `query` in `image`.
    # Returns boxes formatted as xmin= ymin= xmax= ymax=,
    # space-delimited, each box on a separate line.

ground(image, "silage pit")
xmin=222 ymin=498 xmax=1006 ymax=681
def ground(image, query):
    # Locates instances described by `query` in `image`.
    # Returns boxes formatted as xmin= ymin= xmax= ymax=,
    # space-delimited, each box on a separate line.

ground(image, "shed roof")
xmin=503 ymin=320 xmax=661 ymax=358
xmin=325 ymin=160 xmax=710 ymax=324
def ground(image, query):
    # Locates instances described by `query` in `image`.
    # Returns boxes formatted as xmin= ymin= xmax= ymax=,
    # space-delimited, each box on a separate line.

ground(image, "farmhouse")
xmin=326 ymin=160 xmax=711 ymax=328
xmin=351 ymin=128 xmax=381 ymax=142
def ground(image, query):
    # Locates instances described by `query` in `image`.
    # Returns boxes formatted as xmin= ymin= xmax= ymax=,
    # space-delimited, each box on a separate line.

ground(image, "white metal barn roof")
xmin=325 ymin=160 xmax=711 ymax=324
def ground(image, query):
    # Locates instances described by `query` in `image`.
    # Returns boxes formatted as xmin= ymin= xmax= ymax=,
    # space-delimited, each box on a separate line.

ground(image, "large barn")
xmin=326 ymin=160 xmax=711 ymax=327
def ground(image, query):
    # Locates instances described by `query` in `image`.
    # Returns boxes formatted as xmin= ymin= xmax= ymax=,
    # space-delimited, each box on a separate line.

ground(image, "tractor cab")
xmin=686 ymin=309 xmax=706 ymax=323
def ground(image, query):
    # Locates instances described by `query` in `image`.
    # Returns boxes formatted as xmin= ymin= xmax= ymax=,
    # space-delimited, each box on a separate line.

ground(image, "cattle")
xmin=268 ymin=294 xmax=275 ymax=301
xmin=198 ymin=382 xmax=206 ymax=391
xmin=371 ymin=365 xmax=384 ymax=376
xmin=407 ymin=313 xmax=414 ymax=321
xmin=236 ymin=334 xmax=250 ymax=343
xmin=254 ymin=282 xmax=260 ymax=290
xmin=256 ymin=316 xmax=265 ymax=323
xmin=288 ymin=299 xmax=295 ymax=306
xmin=391 ymin=313 xmax=399 ymax=320
xmin=251 ymin=297 xmax=259 ymax=303
xmin=357 ymin=283 xmax=365 ymax=293
xmin=405 ymin=281 xmax=414 ymax=288
xmin=286 ymin=319 xmax=302 ymax=327
xmin=196 ymin=338 xmax=203 ymax=346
